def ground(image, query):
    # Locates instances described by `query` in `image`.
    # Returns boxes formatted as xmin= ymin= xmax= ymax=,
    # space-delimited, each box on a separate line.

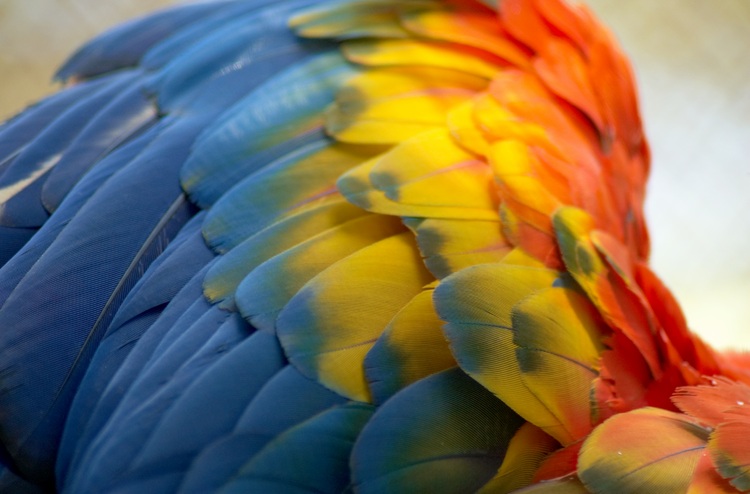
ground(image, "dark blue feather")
xmin=55 ymin=213 xmax=213 ymax=484
xmin=141 ymin=1 xmax=280 ymax=71
xmin=179 ymin=366 xmax=346 ymax=493
xmin=61 ymin=264 xmax=215 ymax=483
xmin=218 ymin=402 xmax=374 ymax=494
xmin=0 ymin=70 xmax=141 ymax=228
xmin=105 ymin=330 xmax=286 ymax=492
xmin=55 ymin=1 xmax=238 ymax=82
xmin=66 ymin=313 xmax=257 ymax=493
xmin=0 ymin=226 xmax=36 ymax=267
xmin=41 ymin=79 xmax=158 ymax=213
xmin=0 ymin=122 xmax=163 ymax=309
xmin=0 ymin=116 xmax=196 ymax=484
xmin=0 ymin=76 xmax=113 ymax=170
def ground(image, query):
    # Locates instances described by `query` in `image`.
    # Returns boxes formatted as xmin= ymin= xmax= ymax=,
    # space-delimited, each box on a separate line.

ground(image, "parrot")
xmin=0 ymin=0 xmax=747 ymax=492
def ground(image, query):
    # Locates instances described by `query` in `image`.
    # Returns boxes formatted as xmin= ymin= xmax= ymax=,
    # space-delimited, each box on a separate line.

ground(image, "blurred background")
xmin=0 ymin=0 xmax=748 ymax=349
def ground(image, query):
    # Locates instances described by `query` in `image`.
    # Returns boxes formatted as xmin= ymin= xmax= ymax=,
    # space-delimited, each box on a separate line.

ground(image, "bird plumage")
xmin=0 ymin=0 xmax=747 ymax=492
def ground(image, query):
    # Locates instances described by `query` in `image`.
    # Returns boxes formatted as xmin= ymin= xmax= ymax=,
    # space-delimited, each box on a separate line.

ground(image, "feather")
xmin=553 ymin=206 xmax=661 ymax=376
xmin=180 ymin=51 xmax=356 ymax=209
xmin=289 ymin=0 xmax=419 ymax=39
xmin=66 ymin=313 xmax=253 ymax=493
xmin=40 ymin=79 xmax=158 ymax=213
xmin=140 ymin=1 xmax=279 ymax=70
xmin=511 ymin=286 xmax=606 ymax=442
xmin=201 ymin=140 xmax=375 ymax=254
xmin=578 ymin=407 xmax=709 ymax=494
xmin=436 ymin=261 xmax=589 ymax=445
xmin=338 ymin=129 xmax=499 ymax=220
xmin=55 ymin=214 xmax=213 ymax=483
xmin=210 ymin=199 xmax=366 ymax=308
xmin=277 ymin=231 xmax=433 ymax=401
xmin=408 ymin=217 xmax=510 ymax=279
xmin=325 ymin=84 xmax=475 ymax=144
xmin=0 ymin=76 xmax=113 ymax=170
xmin=55 ymin=1 xmax=237 ymax=82
xmin=352 ymin=368 xmax=525 ymax=493
xmin=63 ymin=264 xmax=216 ymax=482
xmin=477 ymin=423 xmax=559 ymax=493
xmin=0 ymin=122 xmax=163 ymax=309
xmin=218 ymin=402 xmax=374 ymax=493
xmin=710 ymin=416 xmax=750 ymax=492
xmin=0 ymin=70 xmax=141 ymax=228
xmin=236 ymin=213 xmax=404 ymax=332
xmin=342 ymin=38 xmax=504 ymax=78
xmin=364 ymin=285 xmax=455 ymax=403
xmin=180 ymin=366 xmax=345 ymax=493
xmin=399 ymin=3 xmax=531 ymax=67
xmin=0 ymin=119 xmax=196 ymax=484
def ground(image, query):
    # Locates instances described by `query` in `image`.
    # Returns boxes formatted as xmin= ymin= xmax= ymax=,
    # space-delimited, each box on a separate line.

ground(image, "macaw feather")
xmin=342 ymin=38 xmax=505 ymax=78
xmin=364 ymin=285 xmax=455 ymax=403
xmin=201 ymin=139 xmax=374 ymax=253
xmin=179 ymin=365 xmax=346 ymax=493
xmin=352 ymin=368 xmax=525 ymax=494
xmin=477 ymin=422 xmax=559 ymax=493
xmin=436 ymin=262 xmax=590 ymax=445
xmin=401 ymin=3 xmax=531 ymax=68
xmin=237 ymin=213 xmax=405 ymax=332
xmin=55 ymin=1 xmax=234 ymax=82
xmin=409 ymin=216 xmax=510 ymax=278
xmin=337 ymin=66 xmax=488 ymax=102
xmin=41 ymin=80 xmax=157 ymax=214
xmin=180 ymin=51 xmax=355 ymax=208
xmin=512 ymin=286 xmax=606 ymax=441
xmin=0 ymin=71 xmax=141 ymax=228
xmin=222 ymin=402 xmax=373 ymax=493
xmin=553 ymin=206 xmax=661 ymax=376
xmin=338 ymin=129 xmax=499 ymax=220
xmin=708 ymin=403 xmax=750 ymax=491
xmin=290 ymin=0 xmax=432 ymax=39
xmin=277 ymin=231 xmax=433 ymax=402
xmin=578 ymin=407 xmax=709 ymax=494
xmin=206 ymin=199 xmax=366 ymax=307
xmin=673 ymin=378 xmax=750 ymax=428
xmin=326 ymin=86 xmax=475 ymax=144
xmin=0 ymin=76 xmax=113 ymax=171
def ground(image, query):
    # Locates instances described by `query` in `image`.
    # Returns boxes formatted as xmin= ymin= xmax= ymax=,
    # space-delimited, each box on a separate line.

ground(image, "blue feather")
xmin=352 ymin=369 xmax=524 ymax=494
xmin=55 ymin=213 xmax=213 ymax=483
xmin=181 ymin=51 xmax=354 ymax=208
xmin=0 ymin=70 xmax=141 ymax=228
xmin=55 ymin=1 xmax=238 ymax=82
xmin=66 ymin=314 xmax=257 ymax=493
xmin=41 ymin=80 xmax=158 ymax=213
xmin=150 ymin=1 xmax=329 ymax=115
xmin=0 ymin=76 xmax=113 ymax=170
xmin=0 ymin=116 xmax=197 ymax=483
xmin=62 ymin=264 xmax=215 ymax=482
xmin=141 ymin=1 xmax=280 ymax=71
xmin=219 ymin=402 xmax=374 ymax=493
xmin=180 ymin=366 xmax=345 ymax=492
xmin=0 ymin=122 xmax=163 ymax=309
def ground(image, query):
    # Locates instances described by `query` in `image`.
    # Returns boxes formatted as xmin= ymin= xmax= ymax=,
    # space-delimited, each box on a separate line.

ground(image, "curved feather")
xmin=578 ymin=407 xmax=709 ymax=494
xmin=277 ymin=231 xmax=432 ymax=401
xmin=55 ymin=1 xmax=236 ymax=82
xmin=352 ymin=368 xmax=525 ymax=493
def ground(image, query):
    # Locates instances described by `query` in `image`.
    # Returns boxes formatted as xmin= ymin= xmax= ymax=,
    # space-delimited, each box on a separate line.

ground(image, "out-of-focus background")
xmin=0 ymin=0 xmax=748 ymax=349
